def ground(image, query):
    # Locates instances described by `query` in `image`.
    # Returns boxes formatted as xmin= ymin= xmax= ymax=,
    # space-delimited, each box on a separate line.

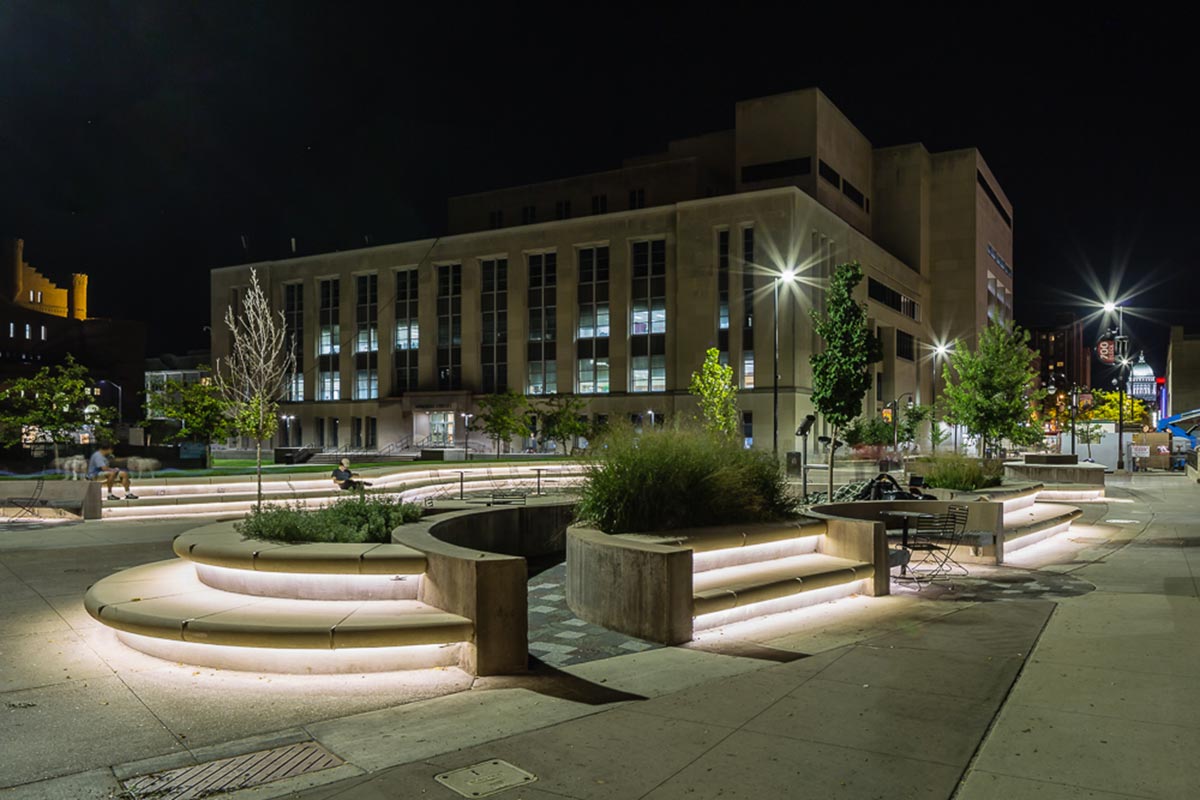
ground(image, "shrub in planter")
xmin=922 ymin=453 xmax=1003 ymax=492
xmin=237 ymin=493 xmax=424 ymax=544
xmin=575 ymin=424 xmax=798 ymax=534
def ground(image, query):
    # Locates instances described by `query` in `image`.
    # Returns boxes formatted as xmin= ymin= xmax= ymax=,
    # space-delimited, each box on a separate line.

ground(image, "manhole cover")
xmin=435 ymin=759 xmax=538 ymax=798
xmin=123 ymin=741 xmax=341 ymax=799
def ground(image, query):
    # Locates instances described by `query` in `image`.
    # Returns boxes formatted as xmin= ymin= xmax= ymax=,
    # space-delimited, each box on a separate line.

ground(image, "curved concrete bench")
xmin=1002 ymin=502 xmax=1084 ymax=553
xmin=566 ymin=516 xmax=885 ymax=645
xmin=84 ymin=560 xmax=472 ymax=673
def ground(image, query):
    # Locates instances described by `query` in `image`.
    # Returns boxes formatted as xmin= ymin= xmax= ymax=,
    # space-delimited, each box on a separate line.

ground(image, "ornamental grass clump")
xmin=921 ymin=453 xmax=1003 ymax=492
xmin=575 ymin=424 xmax=797 ymax=534
xmin=236 ymin=493 xmax=423 ymax=544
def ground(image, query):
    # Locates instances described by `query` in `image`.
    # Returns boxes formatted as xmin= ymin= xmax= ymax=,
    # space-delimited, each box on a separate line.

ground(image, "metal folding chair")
xmin=3 ymin=478 xmax=48 ymax=521
xmin=904 ymin=504 xmax=970 ymax=586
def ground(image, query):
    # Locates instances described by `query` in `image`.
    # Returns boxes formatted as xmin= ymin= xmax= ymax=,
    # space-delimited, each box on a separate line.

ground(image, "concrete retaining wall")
xmin=2 ymin=479 xmax=101 ymax=519
xmin=566 ymin=527 xmax=694 ymax=646
xmin=1004 ymin=462 xmax=1106 ymax=486
xmin=812 ymin=499 xmax=1005 ymax=563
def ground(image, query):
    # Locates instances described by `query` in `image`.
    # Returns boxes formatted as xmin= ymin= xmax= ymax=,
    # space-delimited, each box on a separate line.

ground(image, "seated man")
xmin=88 ymin=443 xmax=138 ymax=500
xmin=331 ymin=458 xmax=371 ymax=491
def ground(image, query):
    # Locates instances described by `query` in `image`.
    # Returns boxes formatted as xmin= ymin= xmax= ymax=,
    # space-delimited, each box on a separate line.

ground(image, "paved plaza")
xmin=1 ymin=476 xmax=1198 ymax=799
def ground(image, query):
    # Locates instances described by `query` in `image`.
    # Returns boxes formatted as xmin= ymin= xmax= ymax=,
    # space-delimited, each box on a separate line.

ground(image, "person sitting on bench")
xmin=332 ymin=458 xmax=371 ymax=491
xmin=88 ymin=443 xmax=138 ymax=500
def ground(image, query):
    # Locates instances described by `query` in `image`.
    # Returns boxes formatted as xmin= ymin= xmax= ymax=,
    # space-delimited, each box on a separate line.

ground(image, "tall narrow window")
xmin=317 ymin=278 xmax=340 ymax=400
xmin=717 ymin=230 xmax=730 ymax=365
xmin=521 ymin=205 xmax=536 ymax=225
xmin=577 ymin=246 xmax=610 ymax=394
xmin=393 ymin=269 xmax=419 ymax=395
xmin=354 ymin=274 xmax=378 ymax=399
xmin=628 ymin=188 xmax=645 ymax=209
xmin=437 ymin=265 xmax=463 ymax=390
xmin=741 ymin=228 xmax=755 ymax=389
xmin=630 ymin=239 xmax=666 ymax=392
xmin=591 ymin=194 xmax=607 ymax=215
xmin=526 ymin=253 xmax=557 ymax=395
xmin=555 ymin=200 xmax=571 ymax=219
xmin=284 ymin=283 xmax=304 ymax=401
xmin=481 ymin=258 xmax=508 ymax=393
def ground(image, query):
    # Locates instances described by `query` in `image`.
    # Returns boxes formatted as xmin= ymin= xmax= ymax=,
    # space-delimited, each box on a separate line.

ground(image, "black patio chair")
xmin=2 ymin=478 xmax=48 ymax=521
xmin=903 ymin=503 xmax=970 ymax=586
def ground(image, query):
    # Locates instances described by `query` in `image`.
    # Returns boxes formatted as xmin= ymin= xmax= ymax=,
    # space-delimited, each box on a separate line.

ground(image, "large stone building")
xmin=210 ymin=88 xmax=1014 ymax=453
xmin=1032 ymin=312 xmax=1092 ymax=392
xmin=2 ymin=238 xmax=145 ymax=424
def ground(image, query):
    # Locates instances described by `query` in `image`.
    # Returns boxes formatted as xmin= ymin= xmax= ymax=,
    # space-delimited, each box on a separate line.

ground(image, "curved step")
xmin=692 ymin=553 xmax=873 ymax=617
xmin=85 ymin=560 xmax=472 ymax=652
xmin=173 ymin=524 xmax=427 ymax=575
xmin=1003 ymin=502 xmax=1084 ymax=552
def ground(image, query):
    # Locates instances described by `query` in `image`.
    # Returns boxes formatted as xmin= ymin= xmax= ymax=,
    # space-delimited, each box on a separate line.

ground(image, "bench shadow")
xmin=471 ymin=654 xmax=647 ymax=705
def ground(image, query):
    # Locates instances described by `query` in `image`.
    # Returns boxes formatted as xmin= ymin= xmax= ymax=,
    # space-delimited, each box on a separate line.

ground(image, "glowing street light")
xmin=773 ymin=266 xmax=798 ymax=456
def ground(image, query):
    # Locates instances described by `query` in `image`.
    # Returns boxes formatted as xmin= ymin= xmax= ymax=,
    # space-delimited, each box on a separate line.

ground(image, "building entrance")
xmin=427 ymin=411 xmax=455 ymax=446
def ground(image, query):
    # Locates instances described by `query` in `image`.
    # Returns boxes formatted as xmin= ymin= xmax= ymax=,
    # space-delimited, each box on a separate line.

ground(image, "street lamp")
xmin=773 ymin=266 xmax=797 ymax=457
xmin=931 ymin=343 xmax=951 ymax=452
xmin=1104 ymin=301 xmax=1131 ymax=469
xmin=460 ymin=412 xmax=474 ymax=459
xmin=279 ymin=414 xmax=295 ymax=447
xmin=99 ymin=380 xmax=123 ymax=424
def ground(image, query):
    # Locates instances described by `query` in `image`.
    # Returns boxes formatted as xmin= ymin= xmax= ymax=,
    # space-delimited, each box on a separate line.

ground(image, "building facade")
xmin=1032 ymin=312 xmax=1092 ymax=392
xmin=210 ymin=89 xmax=1014 ymax=454
xmin=1167 ymin=326 xmax=1200 ymax=417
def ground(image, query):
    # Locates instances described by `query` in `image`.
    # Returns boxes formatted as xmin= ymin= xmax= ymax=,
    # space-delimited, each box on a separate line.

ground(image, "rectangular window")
xmin=526 ymin=252 xmax=557 ymax=395
xmin=481 ymin=258 xmax=508 ymax=393
xmin=591 ymin=194 xmax=607 ymax=215
xmin=393 ymin=269 xmax=419 ymax=395
xmin=284 ymin=283 xmax=304 ymax=401
xmin=742 ymin=411 xmax=753 ymax=449
xmin=555 ymin=200 xmax=571 ymax=219
xmin=742 ymin=351 xmax=755 ymax=389
xmin=818 ymin=159 xmax=841 ymax=188
xmin=437 ymin=265 xmax=463 ymax=390
xmin=896 ymin=330 xmax=915 ymax=361
xmin=740 ymin=157 xmax=812 ymax=183
xmin=353 ymin=274 xmax=378 ymax=399
xmin=318 ymin=370 xmax=340 ymax=401
xmin=521 ymin=205 xmax=536 ymax=225
xmin=876 ymin=372 xmax=884 ymax=405
xmin=488 ymin=210 xmax=504 ymax=229
xmin=842 ymin=179 xmax=865 ymax=208
xmin=317 ymin=278 xmax=340 ymax=400
xmin=366 ymin=416 xmax=377 ymax=449
xmin=577 ymin=246 xmax=610 ymax=394
xmin=39 ymin=324 xmax=46 ymax=341
xmin=315 ymin=417 xmax=325 ymax=447
xmin=628 ymin=188 xmax=645 ymax=209
xmin=867 ymin=277 xmax=920 ymax=321
xmin=741 ymin=227 xmax=755 ymax=387
xmin=630 ymin=240 xmax=666 ymax=393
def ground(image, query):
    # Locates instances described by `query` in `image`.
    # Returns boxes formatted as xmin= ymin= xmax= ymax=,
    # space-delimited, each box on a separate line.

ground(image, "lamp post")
xmin=932 ymin=344 xmax=950 ymax=452
xmin=460 ymin=412 xmax=474 ymax=460
xmin=1104 ymin=302 xmax=1130 ymax=470
xmin=100 ymin=380 xmax=123 ymax=424
xmin=773 ymin=267 xmax=797 ymax=457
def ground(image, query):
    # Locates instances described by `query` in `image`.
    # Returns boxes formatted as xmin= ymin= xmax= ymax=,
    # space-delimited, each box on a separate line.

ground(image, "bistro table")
xmin=880 ymin=510 xmax=934 ymax=577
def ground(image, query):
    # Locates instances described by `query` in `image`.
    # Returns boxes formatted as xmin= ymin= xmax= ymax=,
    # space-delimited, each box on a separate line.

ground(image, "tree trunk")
xmin=826 ymin=425 xmax=838 ymax=500
xmin=205 ymin=443 xmax=212 ymax=470
xmin=255 ymin=439 xmax=263 ymax=508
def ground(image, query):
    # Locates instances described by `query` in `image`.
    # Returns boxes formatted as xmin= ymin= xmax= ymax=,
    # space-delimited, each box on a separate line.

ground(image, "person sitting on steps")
xmin=88 ymin=442 xmax=138 ymax=500
xmin=332 ymin=458 xmax=371 ymax=491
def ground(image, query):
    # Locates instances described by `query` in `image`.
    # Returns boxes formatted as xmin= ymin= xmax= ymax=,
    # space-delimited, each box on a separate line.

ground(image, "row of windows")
xmin=6 ymin=322 xmax=48 ymax=341
xmin=309 ymin=416 xmax=377 ymax=449
xmin=488 ymin=189 xmax=647 ymax=229
xmin=867 ymin=277 xmax=920 ymax=322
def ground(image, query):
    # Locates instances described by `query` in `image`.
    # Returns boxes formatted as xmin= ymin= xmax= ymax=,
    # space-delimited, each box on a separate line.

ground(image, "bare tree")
xmin=214 ymin=269 xmax=294 ymax=506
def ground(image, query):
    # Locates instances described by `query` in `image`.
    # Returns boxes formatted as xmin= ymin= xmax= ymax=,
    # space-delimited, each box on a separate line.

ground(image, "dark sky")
xmin=2 ymin=3 xmax=1196 ymax=380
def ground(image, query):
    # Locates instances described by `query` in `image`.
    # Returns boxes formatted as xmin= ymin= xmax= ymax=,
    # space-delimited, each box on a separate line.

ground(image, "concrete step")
xmin=692 ymin=553 xmax=873 ymax=622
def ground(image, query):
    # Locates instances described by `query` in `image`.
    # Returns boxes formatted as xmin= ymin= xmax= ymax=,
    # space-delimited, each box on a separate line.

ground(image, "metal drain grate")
xmin=123 ymin=741 xmax=342 ymax=799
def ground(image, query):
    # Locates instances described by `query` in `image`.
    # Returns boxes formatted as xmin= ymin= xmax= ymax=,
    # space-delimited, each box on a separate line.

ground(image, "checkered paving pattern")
xmin=526 ymin=563 xmax=662 ymax=667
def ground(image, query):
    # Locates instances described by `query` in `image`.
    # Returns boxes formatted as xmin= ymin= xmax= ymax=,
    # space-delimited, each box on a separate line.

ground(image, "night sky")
xmin=2 ymin=4 xmax=1195 ymax=381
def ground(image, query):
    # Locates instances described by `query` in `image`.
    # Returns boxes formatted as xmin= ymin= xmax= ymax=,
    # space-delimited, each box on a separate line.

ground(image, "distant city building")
xmin=1032 ymin=312 xmax=1092 ymax=392
xmin=1 ymin=238 xmax=146 ymax=426
xmin=1126 ymin=351 xmax=1158 ymax=410
xmin=1167 ymin=326 xmax=1200 ymax=416
xmin=144 ymin=351 xmax=212 ymax=420
xmin=210 ymin=88 xmax=1014 ymax=453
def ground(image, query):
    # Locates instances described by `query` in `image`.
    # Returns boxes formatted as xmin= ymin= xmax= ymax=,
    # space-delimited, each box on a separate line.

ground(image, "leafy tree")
xmin=810 ymin=262 xmax=882 ymax=497
xmin=941 ymin=321 xmax=1043 ymax=458
xmin=538 ymin=394 xmax=590 ymax=455
xmin=688 ymin=347 xmax=739 ymax=437
xmin=898 ymin=404 xmax=931 ymax=450
xmin=214 ymin=269 xmax=295 ymax=506
xmin=1086 ymin=389 xmax=1149 ymax=427
xmin=475 ymin=390 xmax=530 ymax=456
xmin=147 ymin=372 xmax=233 ymax=468
xmin=1069 ymin=420 xmax=1106 ymax=459
xmin=0 ymin=354 xmax=113 ymax=463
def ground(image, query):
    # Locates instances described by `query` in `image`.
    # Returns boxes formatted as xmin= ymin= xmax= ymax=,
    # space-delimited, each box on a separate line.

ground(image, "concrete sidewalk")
xmin=3 ymin=477 xmax=1198 ymax=799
